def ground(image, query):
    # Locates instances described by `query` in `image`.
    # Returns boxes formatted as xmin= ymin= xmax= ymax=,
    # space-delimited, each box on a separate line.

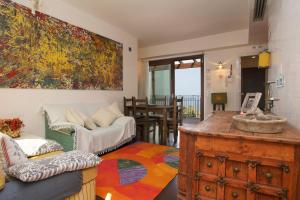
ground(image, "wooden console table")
xmin=178 ymin=112 xmax=300 ymax=200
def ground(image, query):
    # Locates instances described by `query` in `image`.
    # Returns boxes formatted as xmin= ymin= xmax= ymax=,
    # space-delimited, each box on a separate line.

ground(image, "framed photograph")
xmin=241 ymin=93 xmax=262 ymax=113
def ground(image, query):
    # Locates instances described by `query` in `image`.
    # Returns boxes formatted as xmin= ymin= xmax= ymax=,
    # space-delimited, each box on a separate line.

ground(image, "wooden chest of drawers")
xmin=178 ymin=112 xmax=300 ymax=200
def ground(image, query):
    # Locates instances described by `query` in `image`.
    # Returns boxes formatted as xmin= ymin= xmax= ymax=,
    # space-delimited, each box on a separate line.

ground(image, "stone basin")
xmin=232 ymin=114 xmax=287 ymax=134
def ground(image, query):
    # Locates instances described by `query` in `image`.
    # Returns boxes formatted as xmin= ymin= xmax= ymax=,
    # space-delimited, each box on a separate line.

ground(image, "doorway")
xmin=241 ymin=55 xmax=267 ymax=110
xmin=148 ymin=55 xmax=204 ymax=120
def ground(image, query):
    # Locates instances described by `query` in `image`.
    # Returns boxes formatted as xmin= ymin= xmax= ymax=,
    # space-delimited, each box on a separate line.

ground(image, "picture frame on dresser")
xmin=241 ymin=92 xmax=262 ymax=113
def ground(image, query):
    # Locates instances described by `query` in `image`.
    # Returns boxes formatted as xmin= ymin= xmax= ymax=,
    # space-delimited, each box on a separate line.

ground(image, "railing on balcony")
xmin=150 ymin=95 xmax=201 ymax=118
xmin=179 ymin=95 xmax=201 ymax=118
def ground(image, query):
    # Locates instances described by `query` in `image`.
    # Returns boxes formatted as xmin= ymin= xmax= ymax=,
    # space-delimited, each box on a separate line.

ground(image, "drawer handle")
xmin=279 ymin=163 xmax=290 ymax=174
xmin=216 ymin=176 xmax=227 ymax=186
xmin=216 ymin=155 xmax=228 ymax=163
xmin=205 ymin=185 xmax=211 ymax=192
xmin=195 ymin=193 xmax=201 ymax=200
xmin=196 ymin=150 xmax=203 ymax=158
xmin=233 ymin=167 xmax=240 ymax=176
xmin=231 ymin=191 xmax=239 ymax=198
xmin=278 ymin=188 xmax=288 ymax=200
xmin=246 ymin=160 xmax=261 ymax=168
xmin=194 ymin=171 xmax=200 ymax=180
xmin=265 ymin=172 xmax=273 ymax=184
xmin=250 ymin=184 xmax=260 ymax=193
xmin=207 ymin=162 xmax=213 ymax=168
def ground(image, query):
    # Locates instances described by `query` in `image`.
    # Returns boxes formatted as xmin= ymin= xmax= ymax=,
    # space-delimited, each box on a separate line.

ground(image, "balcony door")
xmin=148 ymin=54 xmax=204 ymax=120
xmin=149 ymin=64 xmax=172 ymax=103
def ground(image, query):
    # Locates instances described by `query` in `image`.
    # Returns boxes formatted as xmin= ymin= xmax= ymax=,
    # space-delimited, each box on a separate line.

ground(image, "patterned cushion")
xmin=0 ymin=134 xmax=28 ymax=169
xmin=15 ymin=139 xmax=64 ymax=157
xmin=8 ymin=150 xmax=100 ymax=182
xmin=0 ymin=141 xmax=6 ymax=172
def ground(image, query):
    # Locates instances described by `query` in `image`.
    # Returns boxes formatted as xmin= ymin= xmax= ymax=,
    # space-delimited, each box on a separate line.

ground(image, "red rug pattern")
xmin=96 ymin=142 xmax=179 ymax=200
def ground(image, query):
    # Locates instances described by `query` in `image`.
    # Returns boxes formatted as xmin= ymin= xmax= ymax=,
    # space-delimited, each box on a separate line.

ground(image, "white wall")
xmin=0 ymin=0 xmax=138 ymax=137
xmin=268 ymin=0 xmax=300 ymax=130
xmin=138 ymin=26 xmax=265 ymax=118
xmin=138 ymin=45 xmax=265 ymax=119
xmin=204 ymin=46 xmax=265 ymax=118
xmin=139 ymin=29 xmax=249 ymax=59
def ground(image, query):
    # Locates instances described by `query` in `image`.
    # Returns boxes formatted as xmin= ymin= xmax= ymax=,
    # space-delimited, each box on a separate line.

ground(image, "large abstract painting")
xmin=0 ymin=0 xmax=123 ymax=90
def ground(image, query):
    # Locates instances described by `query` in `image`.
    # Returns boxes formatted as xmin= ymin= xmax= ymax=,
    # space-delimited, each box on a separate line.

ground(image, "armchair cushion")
xmin=8 ymin=150 xmax=100 ymax=182
xmin=0 ymin=133 xmax=28 ymax=168
xmin=15 ymin=139 xmax=63 ymax=157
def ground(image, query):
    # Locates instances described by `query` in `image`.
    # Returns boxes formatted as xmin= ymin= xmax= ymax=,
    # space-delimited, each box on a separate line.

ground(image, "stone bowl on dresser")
xmin=232 ymin=114 xmax=287 ymax=134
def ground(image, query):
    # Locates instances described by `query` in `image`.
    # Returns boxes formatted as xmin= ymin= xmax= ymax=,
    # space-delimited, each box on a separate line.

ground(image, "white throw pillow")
xmin=108 ymin=102 xmax=124 ymax=117
xmin=65 ymin=108 xmax=84 ymax=126
xmin=15 ymin=139 xmax=64 ymax=157
xmin=84 ymin=118 xmax=97 ymax=130
xmin=92 ymin=108 xmax=118 ymax=127
xmin=75 ymin=110 xmax=87 ymax=121
xmin=0 ymin=134 xmax=28 ymax=168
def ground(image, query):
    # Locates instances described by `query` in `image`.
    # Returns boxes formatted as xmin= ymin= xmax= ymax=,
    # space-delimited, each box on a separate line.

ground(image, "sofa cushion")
xmin=29 ymin=151 xmax=64 ymax=160
xmin=8 ymin=150 xmax=100 ymax=182
xmin=84 ymin=118 xmax=97 ymax=130
xmin=15 ymin=139 xmax=64 ymax=157
xmin=108 ymin=102 xmax=124 ymax=117
xmin=65 ymin=108 xmax=84 ymax=126
xmin=0 ymin=138 xmax=6 ymax=174
xmin=43 ymin=102 xmax=110 ymax=126
xmin=0 ymin=134 xmax=28 ymax=168
xmin=0 ymin=170 xmax=82 ymax=200
xmin=92 ymin=108 xmax=118 ymax=127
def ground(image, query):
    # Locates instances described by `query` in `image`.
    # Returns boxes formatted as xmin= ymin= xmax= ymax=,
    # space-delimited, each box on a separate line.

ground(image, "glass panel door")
xmin=148 ymin=64 xmax=171 ymax=104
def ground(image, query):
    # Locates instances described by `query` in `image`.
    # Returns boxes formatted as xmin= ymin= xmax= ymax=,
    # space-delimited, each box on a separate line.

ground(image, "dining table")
xmin=125 ymin=104 xmax=176 ymax=145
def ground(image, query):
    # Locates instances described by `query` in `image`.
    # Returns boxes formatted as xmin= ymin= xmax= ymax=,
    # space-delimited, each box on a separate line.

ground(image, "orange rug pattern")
xmin=96 ymin=142 xmax=179 ymax=200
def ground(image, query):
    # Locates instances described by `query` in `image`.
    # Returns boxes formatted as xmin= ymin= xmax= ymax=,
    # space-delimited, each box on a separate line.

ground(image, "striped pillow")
xmin=0 ymin=133 xmax=28 ymax=169
xmin=8 ymin=150 xmax=100 ymax=182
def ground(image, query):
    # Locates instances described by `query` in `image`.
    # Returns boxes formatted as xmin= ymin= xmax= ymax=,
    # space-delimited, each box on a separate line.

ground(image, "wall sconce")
xmin=258 ymin=50 xmax=271 ymax=68
xmin=217 ymin=61 xmax=224 ymax=69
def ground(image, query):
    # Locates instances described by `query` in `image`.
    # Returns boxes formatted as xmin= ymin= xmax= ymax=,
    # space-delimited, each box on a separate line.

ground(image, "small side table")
xmin=211 ymin=92 xmax=227 ymax=111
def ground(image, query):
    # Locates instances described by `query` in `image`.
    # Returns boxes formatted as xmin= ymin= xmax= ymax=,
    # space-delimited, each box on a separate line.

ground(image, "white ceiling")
xmin=62 ymin=0 xmax=250 ymax=47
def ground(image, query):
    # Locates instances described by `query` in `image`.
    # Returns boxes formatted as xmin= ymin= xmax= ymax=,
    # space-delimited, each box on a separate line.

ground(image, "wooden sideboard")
xmin=178 ymin=112 xmax=300 ymax=200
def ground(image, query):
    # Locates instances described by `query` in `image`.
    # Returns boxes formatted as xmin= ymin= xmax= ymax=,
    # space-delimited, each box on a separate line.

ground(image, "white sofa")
xmin=42 ymin=101 xmax=136 ymax=154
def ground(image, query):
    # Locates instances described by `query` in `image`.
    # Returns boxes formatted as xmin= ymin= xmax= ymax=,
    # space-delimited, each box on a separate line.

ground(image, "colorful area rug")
xmin=96 ymin=142 xmax=179 ymax=200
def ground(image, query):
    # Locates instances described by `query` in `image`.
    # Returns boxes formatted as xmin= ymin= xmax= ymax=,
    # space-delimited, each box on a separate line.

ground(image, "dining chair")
xmin=152 ymin=96 xmax=167 ymax=106
xmin=163 ymin=96 xmax=184 ymax=144
xmin=132 ymin=97 xmax=157 ymax=141
xmin=123 ymin=96 xmax=133 ymax=116
xmin=176 ymin=96 xmax=184 ymax=125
